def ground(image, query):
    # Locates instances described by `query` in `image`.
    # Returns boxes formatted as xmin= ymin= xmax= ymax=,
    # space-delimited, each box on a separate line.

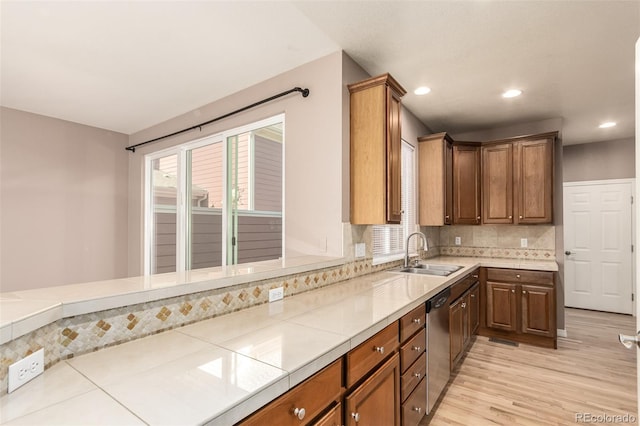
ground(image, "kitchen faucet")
xmin=405 ymin=232 xmax=428 ymax=268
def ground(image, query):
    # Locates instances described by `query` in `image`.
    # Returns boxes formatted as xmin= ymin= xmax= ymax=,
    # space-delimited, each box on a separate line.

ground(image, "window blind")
xmin=372 ymin=141 xmax=417 ymax=259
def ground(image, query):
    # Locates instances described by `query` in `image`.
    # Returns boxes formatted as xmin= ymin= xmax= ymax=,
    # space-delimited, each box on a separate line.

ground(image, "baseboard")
xmin=557 ymin=329 xmax=568 ymax=338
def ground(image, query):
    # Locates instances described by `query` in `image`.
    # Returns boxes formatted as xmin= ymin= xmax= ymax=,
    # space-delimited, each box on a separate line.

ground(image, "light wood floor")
xmin=422 ymin=308 xmax=638 ymax=425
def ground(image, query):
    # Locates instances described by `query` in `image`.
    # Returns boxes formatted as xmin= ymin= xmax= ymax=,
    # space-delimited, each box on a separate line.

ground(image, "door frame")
xmin=563 ymin=178 xmax=636 ymax=316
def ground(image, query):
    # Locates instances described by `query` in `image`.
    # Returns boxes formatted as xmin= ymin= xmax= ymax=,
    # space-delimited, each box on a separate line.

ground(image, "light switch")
xmin=521 ymin=238 xmax=528 ymax=248
xmin=455 ymin=237 xmax=461 ymax=246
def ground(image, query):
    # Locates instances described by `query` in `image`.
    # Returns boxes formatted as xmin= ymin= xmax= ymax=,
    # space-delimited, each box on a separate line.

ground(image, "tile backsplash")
xmin=437 ymin=225 xmax=555 ymax=260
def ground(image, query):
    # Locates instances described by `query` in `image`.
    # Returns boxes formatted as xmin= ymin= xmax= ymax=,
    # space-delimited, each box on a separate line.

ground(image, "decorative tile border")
xmin=1 ymin=256 xmax=410 ymax=395
xmin=439 ymin=246 xmax=555 ymax=260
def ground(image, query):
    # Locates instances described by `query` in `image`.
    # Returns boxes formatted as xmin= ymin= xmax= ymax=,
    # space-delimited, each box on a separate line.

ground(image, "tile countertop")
xmin=0 ymin=256 xmax=557 ymax=425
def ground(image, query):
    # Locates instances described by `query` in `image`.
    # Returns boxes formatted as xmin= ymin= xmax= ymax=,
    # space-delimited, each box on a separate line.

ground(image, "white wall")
xmin=127 ymin=52 xmax=345 ymax=275
xmin=0 ymin=107 xmax=129 ymax=291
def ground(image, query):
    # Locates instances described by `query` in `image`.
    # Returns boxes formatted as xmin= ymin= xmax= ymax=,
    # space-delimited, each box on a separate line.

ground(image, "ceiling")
xmin=1 ymin=1 xmax=638 ymax=145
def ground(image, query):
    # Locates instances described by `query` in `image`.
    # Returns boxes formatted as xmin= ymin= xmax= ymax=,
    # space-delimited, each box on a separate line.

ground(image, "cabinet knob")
xmin=471 ymin=294 xmax=475 ymax=298
xmin=472 ymin=274 xmax=478 ymax=278
xmin=508 ymin=215 xmax=513 ymax=219
xmin=523 ymin=290 xmax=527 ymax=294
xmin=519 ymin=215 xmax=523 ymax=219
xmin=352 ymin=412 xmax=361 ymax=422
xmin=412 ymin=345 xmax=422 ymax=352
xmin=412 ymin=318 xmax=421 ymax=324
xmin=461 ymin=302 xmax=466 ymax=308
xmin=374 ymin=346 xmax=385 ymax=355
xmin=445 ymin=215 xmax=450 ymax=219
xmin=511 ymin=289 xmax=515 ymax=293
xmin=293 ymin=407 xmax=306 ymax=420
xmin=413 ymin=407 xmax=422 ymax=413
xmin=516 ymin=274 xmax=521 ymax=278
xmin=414 ymin=372 xmax=421 ymax=379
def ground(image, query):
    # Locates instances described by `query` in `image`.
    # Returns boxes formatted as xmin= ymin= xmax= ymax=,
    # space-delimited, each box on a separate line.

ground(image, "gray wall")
xmin=0 ymin=107 xmax=129 ymax=292
xmin=563 ymin=138 xmax=635 ymax=182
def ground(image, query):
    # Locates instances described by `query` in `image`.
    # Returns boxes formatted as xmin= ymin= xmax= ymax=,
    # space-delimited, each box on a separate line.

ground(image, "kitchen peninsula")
xmin=0 ymin=255 xmax=556 ymax=425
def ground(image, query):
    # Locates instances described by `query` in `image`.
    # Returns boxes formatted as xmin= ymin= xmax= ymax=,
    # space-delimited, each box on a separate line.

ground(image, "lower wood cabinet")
xmin=482 ymin=268 xmax=556 ymax=348
xmin=401 ymin=377 xmax=427 ymax=426
xmin=449 ymin=272 xmax=480 ymax=371
xmin=345 ymin=353 xmax=401 ymax=426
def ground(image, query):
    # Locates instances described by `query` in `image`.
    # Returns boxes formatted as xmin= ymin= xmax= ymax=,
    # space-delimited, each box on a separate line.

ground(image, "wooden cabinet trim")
xmin=486 ymin=268 xmax=554 ymax=286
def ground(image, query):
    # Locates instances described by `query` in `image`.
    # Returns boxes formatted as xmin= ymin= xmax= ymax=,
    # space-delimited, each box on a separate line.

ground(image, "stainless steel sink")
xmin=393 ymin=263 xmax=463 ymax=276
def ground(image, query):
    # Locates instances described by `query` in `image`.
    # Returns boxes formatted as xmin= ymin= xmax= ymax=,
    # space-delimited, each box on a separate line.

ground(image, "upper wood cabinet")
xmin=417 ymin=136 xmax=481 ymax=226
xmin=349 ymin=73 xmax=406 ymax=225
xmin=418 ymin=132 xmax=453 ymax=226
xmin=453 ymin=143 xmax=482 ymax=225
xmin=482 ymin=132 xmax=556 ymax=224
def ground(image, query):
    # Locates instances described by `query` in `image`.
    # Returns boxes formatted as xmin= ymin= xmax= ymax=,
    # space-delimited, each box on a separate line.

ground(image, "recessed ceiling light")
xmin=502 ymin=89 xmax=522 ymax=98
xmin=414 ymin=86 xmax=431 ymax=95
xmin=599 ymin=121 xmax=617 ymax=128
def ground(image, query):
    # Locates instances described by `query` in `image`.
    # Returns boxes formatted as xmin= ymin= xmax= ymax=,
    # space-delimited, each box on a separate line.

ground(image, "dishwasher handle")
xmin=427 ymin=288 xmax=451 ymax=312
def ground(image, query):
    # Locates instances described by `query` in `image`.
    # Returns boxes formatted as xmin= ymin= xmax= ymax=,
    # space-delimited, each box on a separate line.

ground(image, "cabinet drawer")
xmin=400 ymin=327 xmax=426 ymax=373
xmin=486 ymin=268 xmax=554 ymax=286
xmin=400 ymin=304 xmax=426 ymax=342
xmin=450 ymin=270 xmax=479 ymax=301
xmin=401 ymin=353 xmax=426 ymax=402
xmin=238 ymin=359 xmax=343 ymax=426
xmin=346 ymin=323 xmax=399 ymax=388
xmin=401 ymin=377 xmax=427 ymax=426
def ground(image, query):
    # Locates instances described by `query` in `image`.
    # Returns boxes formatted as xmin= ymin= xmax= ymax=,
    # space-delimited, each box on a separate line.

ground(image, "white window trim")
xmin=143 ymin=113 xmax=285 ymax=275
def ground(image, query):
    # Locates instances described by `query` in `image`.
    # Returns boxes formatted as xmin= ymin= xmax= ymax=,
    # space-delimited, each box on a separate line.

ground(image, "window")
xmin=372 ymin=140 xmax=417 ymax=262
xmin=145 ymin=115 xmax=283 ymax=275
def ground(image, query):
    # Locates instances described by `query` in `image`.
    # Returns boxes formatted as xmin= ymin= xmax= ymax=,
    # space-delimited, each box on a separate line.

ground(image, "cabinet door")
xmin=521 ymin=284 xmax=555 ymax=337
xmin=453 ymin=144 xmax=481 ymax=225
xmin=449 ymin=297 xmax=465 ymax=370
xmin=444 ymin=139 xmax=453 ymax=225
xmin=482 ymin=143 xmax=513 ymax=224
xmin=345 ymin=353 xmax=401 ymax=426
xmin=468 ymin=283 xmax=480 ymax=335
xmin=312 ymin=403 xmax=342 ymax=426
xmin=486 ymin=282 xmax=517 ymax=332
xmin=514 ymin=138 xmax=553 ymax=224
xmin=386 ymin=89 xmax=403 ymax=224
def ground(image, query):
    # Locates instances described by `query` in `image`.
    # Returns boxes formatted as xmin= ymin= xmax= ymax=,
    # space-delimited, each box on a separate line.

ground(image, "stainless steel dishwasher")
xmin=426 ymin=287 xmax=451 ymax=414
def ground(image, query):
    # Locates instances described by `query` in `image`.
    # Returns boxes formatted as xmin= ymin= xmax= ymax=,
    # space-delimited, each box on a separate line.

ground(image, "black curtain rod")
xmin=125 ymin=86 xmax=310 ymax=153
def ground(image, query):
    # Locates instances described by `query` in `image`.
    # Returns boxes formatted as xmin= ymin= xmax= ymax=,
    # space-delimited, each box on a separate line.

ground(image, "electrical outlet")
xmin=521 ymin=238 xmax=528 ymax=248
xmin=355 ymin=243 xmax=366 ymax=258
xmin=268 ymin=286 xmax=284 ymax=302
xmin=455 ymin=236 xmax=461 ymax=246
xmin=8 ymin=348 xmax=44 ymax=393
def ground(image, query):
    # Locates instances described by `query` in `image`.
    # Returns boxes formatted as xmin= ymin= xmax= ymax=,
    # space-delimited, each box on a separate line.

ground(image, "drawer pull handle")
xmin=413 ymin=407 xmax=422 ymax=413
xmin=293 ymin=407 xmax=306 ymax=420
xmin=374 ymin=346 xmax=385 ymax=354
xmin=414 ymin=372 xmax=421 ymax=379
xmin=412 ymin=318 xmax=421 ymax=324
xmin=412 ymin=345 xmax=422 ymax=352
xmin=352 ymin=412 xmax=360 ymax=422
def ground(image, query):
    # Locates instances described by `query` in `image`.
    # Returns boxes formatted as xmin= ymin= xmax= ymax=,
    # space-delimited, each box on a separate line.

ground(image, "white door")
xmin=564 ymin=179 xmax=634 ymax=314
